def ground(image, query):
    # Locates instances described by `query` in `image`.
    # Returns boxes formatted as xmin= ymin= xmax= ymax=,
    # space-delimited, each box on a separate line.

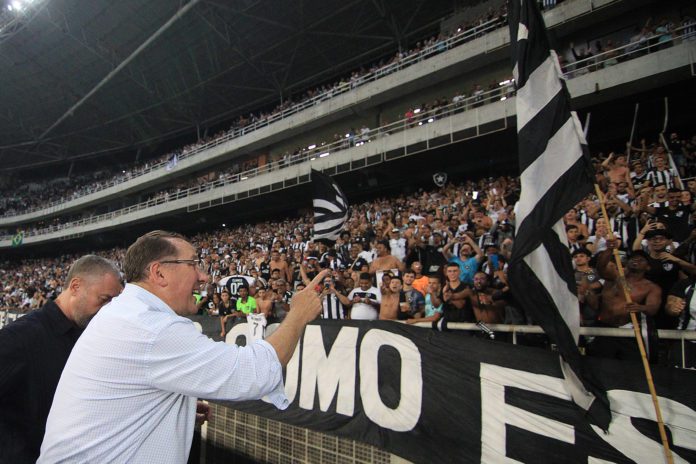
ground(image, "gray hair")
xmin=65 ymin=255 xmax=121 ymax=285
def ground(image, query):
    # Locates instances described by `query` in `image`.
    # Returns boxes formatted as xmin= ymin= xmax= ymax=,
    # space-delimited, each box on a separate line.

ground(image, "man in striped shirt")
xmin=647 ymin=155 xmax=681 ymax=189
xmin=319 ymin=275 xmax=351 ymax=320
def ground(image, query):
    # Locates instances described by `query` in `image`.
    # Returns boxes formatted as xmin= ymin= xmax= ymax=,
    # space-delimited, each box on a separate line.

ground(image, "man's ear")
xmin=68 ymin=277 xmax=81 ymax=295
xmin=149 ymin=262 xmax=168 ymax=288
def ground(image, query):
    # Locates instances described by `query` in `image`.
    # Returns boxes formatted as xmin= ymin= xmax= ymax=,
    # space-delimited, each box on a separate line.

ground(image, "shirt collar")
xmin=44 ymin=300 xmax=81 ymax=335
xmin=123 ymin=283 xmax=177 ymax=315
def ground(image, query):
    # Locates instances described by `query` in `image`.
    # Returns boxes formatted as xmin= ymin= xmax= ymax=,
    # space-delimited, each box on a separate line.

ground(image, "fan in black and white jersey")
xmin=321 ymin=249 xmax=344 ymax=271
xmin=290 ymin=237 xmax=307 ymax=253
xmin=647 ymin=183 xmax=671 ymax=214
xmin=647 ymin=156 xmax=681 ymax=189
xmin=319 ymin=275 xmax=351 ymax=320
xmin=630 ymin=160 xmax=649 ymax=190
xmin=218 ymin=275 xmax=256 ymax=299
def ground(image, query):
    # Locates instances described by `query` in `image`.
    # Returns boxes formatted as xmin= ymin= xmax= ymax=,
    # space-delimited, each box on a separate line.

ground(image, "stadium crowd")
xmin=3 ymin=129 xmax=696 ymax=366
xmin=3 ymin=80 xmax=516 ymax=238
xmin=2 ymin=7 xmax=693 ymax=225
xmin=0 ymin=3 xmax=509 ymax=218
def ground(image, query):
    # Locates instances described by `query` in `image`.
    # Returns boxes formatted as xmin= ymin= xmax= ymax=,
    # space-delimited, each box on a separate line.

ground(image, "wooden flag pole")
xmin=593 ymin=184 xmax=673 ymax=464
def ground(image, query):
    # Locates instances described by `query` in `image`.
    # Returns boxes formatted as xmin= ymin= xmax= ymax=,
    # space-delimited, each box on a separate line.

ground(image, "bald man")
xmin=0 ymin=255 xmax=122 ymax=464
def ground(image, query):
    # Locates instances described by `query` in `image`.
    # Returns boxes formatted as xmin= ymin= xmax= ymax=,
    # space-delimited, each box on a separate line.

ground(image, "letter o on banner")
xmin=359 ymin=329 xmax=423 ymax=432
xmin=225 ymin=323 xmax=249 ymax=345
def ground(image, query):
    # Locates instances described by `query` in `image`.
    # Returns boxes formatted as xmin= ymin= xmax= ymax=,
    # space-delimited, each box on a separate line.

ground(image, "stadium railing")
xmin=1 ymin=83 xmax=515 ymax=242
xmin=5 ymin=27 xmax=696 ymax=244
xmin=1 ymin=0 xmax=626 ymax=223
xmin=0 ymin=13 xmax=509 ymax=220
xmin=1 ymin=309 xmax=693 ymax=368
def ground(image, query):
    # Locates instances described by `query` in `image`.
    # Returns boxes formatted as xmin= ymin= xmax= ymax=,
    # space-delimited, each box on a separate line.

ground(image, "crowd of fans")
xmin=561 ymin=14 xmax=695 ymax=76
xmin=4 ymin=79 xmax=516 ymax=238
xmin=0 ymin=2 xmax=510 ymax=218
xmin=4 ymin=129 xmax=696 ymax=367
xmin=3 ymin=7 xmax=693 ymax=227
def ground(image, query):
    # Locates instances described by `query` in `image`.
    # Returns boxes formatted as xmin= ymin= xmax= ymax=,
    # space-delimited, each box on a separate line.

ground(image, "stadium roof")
xmin=0 ymin=0 xmax=462 ymax=172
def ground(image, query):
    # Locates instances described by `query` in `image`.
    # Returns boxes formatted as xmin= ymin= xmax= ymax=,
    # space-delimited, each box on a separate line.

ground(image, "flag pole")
xmin=593 ymin=184 xmax=673 ymax=464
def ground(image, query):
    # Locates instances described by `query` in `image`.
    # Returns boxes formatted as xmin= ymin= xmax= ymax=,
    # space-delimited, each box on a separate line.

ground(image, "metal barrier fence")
xmin=2 ymin=309 xmax=693 ymax=368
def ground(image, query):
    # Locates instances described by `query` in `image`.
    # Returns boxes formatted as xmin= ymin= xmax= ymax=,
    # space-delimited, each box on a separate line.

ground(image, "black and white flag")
xmin=312 ymin=169 xmax=349 ymax=244
xmin=507 ymin=0 xmax=610 ymax=429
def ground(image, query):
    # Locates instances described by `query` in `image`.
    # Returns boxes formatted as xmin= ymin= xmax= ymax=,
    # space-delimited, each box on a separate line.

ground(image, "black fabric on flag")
xmin=507 ymin=0 xmax=610 ymax=429
xmin=311 ymin=169 xmax=349 ymax=244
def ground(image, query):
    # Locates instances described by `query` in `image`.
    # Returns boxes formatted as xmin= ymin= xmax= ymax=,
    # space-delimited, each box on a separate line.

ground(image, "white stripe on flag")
xmin=516 ymin=118 xmax=584 ymax=223
xmin=332 ymin=188 xmax=347 ymax=207
xmin=523 ymin=235 xmax=580 ymax=343
xmin=313 ymin=199 xmax=345 ymax=213
xmin=314 ymin=217 xmax=347 ymax=233
xmin=516 ymin=23 xmax=529 ymax=42
xmin=517 ymin=55 xmax=562 ymax=130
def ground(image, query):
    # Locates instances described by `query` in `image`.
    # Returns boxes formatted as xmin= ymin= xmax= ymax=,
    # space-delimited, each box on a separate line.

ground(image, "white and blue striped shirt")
xmin=39 ymin=283 xmax=287 ymax=464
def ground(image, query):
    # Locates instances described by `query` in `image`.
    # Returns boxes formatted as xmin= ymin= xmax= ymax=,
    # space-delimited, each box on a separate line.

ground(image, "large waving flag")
xmin=311 ymin=169 xmax=349 ymax=244
xmin=507 ymin=0 xmax=610 ymax=429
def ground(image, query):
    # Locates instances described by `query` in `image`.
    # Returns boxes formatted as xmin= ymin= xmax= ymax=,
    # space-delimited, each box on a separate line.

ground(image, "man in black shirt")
xmin=0 ymin=255 xmax=122 ymax=464
xmin=442 ymin=262 xmax=474 ymax=322
xmin=643 ymin=229 xmax=696 ymax=328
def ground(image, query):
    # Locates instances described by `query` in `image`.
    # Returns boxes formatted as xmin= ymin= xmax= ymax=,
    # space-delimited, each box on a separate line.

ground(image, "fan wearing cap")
xmin=587 ymin=241 xmax=661 ymax=360
xmin=629 ymin=159 xmax=649 ymax=190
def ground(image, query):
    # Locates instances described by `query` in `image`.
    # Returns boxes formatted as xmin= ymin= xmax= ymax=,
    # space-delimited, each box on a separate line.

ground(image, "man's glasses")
xmin=160 ymin=259 xmax=207 ymax=271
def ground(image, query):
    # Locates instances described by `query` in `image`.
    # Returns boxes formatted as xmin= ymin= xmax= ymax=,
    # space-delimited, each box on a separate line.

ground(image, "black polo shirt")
xmin=645 ymin=256 xmax=682 ymax=329
xmin=0 ymin=300 xmax=82 ymax=464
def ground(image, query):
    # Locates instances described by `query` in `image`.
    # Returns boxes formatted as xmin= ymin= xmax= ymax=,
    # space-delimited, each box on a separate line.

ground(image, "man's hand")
xmin=665 ymin=296 xmax=686 ymax=317
xmin=625 ymin=302 xmax=643 ymax=313
xmin=657 ymin=252 xmax=679 ymax=263
xmin=196 ymin=401 xmax=211 ymax=426
xmin=288 ymin=270 xmax=328 ymax=325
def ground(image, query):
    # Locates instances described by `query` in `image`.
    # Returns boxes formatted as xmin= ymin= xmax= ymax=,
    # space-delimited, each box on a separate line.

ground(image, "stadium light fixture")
xmin=345 ymin=134 xmax=350 ymax=138
xmin=414 ymin=108 xmax=421 ymax=114
xmin=319 ymin=152 xmax=330 ymax=158
xmin=500 ymin=96 xmax=507 ymax=101
xmin=11 ymin=1 xmax=23 ymax=11
xmin=427 ymin=118 xmax=434 ymax=123
xmin=499 ymin=79 xmax=511 ymax=86
xmin=307 ymin=144 xmax=316 ymax=150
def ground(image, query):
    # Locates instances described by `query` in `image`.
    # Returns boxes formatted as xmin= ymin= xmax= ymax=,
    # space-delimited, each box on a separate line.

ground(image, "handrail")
xmin=2 ymin=83 xmax=515 ymax=241
xmin=565 ymin=22 xmax=695 ymax=75
xmin=5 ymin=11 xmax=692 ymax=226
xmin=0 ymin=13 xmax=509 ymax=220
